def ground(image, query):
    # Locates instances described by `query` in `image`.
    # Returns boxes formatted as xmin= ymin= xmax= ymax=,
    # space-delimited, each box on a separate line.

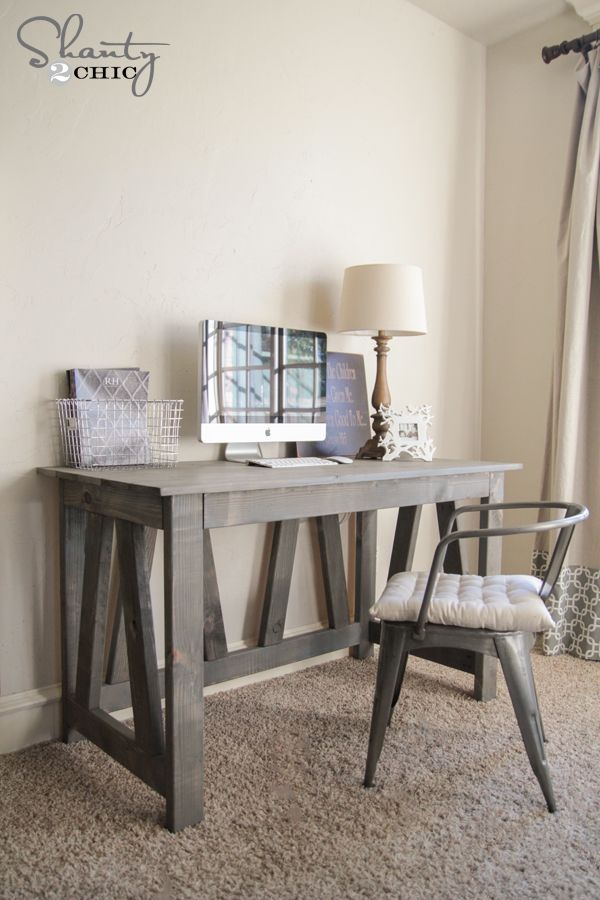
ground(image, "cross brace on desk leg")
xmin=75 ymin=512 xmax=113 ymax=712
xmin=315 ymin=515 xmax=350 ymax=630
xmin=259 ymin=516 xmax=349 ymax=648
xmin=388 ymin=505 xmax=422 ymax=578
xmin=202 ymin=532 xmax=228 ymax=660
xmin=106 ymin=528 xmax=227 ymax=684
xmin=106 ymin=527 xmax=158 ymax=685
xmin=258 ymin=519 xmax=300 ymax=646
xmin=115 ymin=520 xmax=164 ymax=757
xmin=436 ymin=502 xmax=465 ymax=574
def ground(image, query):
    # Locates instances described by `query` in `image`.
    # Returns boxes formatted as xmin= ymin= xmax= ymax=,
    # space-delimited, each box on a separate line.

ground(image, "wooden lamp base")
xmin=356 ymin=331 xmax=392 ymax=461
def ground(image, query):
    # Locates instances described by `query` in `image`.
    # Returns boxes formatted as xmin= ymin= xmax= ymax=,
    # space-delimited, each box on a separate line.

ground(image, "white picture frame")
xmin=378 ymin=404 xmax=435 ymax=462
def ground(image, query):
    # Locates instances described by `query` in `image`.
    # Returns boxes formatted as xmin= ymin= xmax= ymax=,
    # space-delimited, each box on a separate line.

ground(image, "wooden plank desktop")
xmin=39 ymin=457 xmax=521 ymax=831
xmin=40 ymin=458 xmax=518 ymax=495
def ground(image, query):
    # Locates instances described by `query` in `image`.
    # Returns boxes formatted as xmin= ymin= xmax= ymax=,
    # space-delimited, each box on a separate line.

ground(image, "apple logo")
xmin=265 ymin=427 xmax=271 ymax=436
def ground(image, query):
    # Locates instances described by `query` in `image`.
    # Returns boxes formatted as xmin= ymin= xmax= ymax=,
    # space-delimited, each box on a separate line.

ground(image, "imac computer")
xmin=199 ymin=320 xmax=327 ymax=461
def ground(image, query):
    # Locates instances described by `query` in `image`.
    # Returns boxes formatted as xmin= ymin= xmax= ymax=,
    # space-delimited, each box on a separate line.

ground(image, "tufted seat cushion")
xmin=371 ymin=572 xmax=555 ymax=633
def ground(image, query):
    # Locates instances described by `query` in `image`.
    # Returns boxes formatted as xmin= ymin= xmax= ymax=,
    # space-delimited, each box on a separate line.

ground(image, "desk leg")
xmin=352 ymin=511 xmax=376 ymax=659
xmin=478 ymin=472 xmax=504 ymax=577
xmin=474 ymin=472 xmax=504 ymax=702
xmin=59 ymin=484 xmax=86 ymax=743
xmin=164 ymin=495 xmax=204 ymax=832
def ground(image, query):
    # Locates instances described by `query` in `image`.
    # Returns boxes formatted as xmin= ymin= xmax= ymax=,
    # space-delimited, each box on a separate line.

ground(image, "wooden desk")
xmin=39 ymin=458 xmax=519 ymax=831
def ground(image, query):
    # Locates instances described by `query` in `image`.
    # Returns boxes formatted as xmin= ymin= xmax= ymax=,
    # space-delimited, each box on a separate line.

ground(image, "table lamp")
xmin=338 ymin=263 xmax=427 ymax=460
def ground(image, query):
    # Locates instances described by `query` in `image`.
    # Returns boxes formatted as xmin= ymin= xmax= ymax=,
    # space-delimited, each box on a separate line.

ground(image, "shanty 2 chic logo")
xmin=17 ymin=13 xmax=169 ymax=98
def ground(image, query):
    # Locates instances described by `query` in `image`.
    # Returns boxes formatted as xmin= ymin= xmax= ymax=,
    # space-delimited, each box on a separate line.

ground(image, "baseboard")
xmin=0 ymin=622 xmax=350 ymax=754
xmin=0 ymin=684 xmax=62 ymax=754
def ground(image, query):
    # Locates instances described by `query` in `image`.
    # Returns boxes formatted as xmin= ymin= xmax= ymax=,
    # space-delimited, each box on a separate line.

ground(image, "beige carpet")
xmin=1 ymin=652 xmax=599 ymax=899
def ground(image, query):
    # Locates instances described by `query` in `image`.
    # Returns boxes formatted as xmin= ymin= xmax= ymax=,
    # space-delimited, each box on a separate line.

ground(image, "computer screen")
xmin=198 ymin=320 xmax=327 ymax=443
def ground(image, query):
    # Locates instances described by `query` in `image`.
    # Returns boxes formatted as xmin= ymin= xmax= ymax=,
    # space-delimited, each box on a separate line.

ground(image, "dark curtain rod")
xmin=542 ymin=28 xmax=600 ymax=63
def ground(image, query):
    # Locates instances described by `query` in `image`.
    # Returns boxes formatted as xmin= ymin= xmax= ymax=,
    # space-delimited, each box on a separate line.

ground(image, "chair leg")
xmin=387 ymin=651 xmax=409 ymax=727
xmin=364 ymin=623 xmax=407 ymax=788
xmin=521 ymin=632 xmax=547 ymax=744
xmin=529 ymin=665 xmax=548 ymax=745
xmin=495 ymin=634 xmax=556 ymax=812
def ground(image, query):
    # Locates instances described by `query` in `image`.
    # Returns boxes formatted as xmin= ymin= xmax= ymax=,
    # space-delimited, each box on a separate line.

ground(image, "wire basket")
xmin=56 ymin=399 xmax=183 ymax=469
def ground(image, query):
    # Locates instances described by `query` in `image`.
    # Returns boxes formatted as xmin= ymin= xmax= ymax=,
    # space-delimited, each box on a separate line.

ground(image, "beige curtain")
xmin=535 ymin=48 xmax=600 ymax=659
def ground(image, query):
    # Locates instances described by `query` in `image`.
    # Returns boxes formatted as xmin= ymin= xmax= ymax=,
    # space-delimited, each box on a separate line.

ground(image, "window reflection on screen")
xmin=202 ymin=321 xmax=326 ymax=425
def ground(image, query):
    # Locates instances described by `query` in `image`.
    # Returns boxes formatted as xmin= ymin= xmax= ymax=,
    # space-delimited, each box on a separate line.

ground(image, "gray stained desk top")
xmin=38 ymin=459 xmax=521 ymax=497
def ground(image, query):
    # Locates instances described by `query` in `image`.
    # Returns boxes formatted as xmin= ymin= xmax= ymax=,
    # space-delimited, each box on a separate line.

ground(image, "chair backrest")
xmin=538 ymin=503 xmax=586 ymax=600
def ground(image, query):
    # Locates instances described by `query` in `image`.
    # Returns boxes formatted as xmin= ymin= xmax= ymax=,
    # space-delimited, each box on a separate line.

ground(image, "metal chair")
xmin=364 ymin=501 xmax=589 ymax=811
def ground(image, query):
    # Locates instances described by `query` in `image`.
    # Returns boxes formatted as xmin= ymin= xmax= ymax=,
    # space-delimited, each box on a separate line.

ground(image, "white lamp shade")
xmin=338 ymin=263 xmax=427 ymax=336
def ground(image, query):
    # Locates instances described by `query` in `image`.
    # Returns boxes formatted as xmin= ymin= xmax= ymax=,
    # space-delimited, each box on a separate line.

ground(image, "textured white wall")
xmin=0 ymin=0 xmax=485 ymax=699
xmin=483 ymin=9 xmax=585 ymax=571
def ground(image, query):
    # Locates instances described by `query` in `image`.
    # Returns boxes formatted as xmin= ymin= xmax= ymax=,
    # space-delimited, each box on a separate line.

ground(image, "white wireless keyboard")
xmin=247 ymin=457 xmax=339 ymax=468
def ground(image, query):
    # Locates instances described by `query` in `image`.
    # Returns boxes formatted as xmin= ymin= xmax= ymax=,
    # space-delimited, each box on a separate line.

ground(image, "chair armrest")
xmin=443 ymin=501 xmax=585 ymax=538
